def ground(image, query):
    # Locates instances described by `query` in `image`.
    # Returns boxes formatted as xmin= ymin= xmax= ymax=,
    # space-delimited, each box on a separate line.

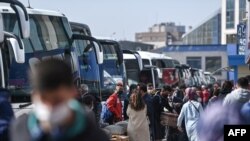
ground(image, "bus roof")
xmin=97 ymin=38 xmax=119 ymax=46
xmin=123 ymin=53 xmax=136 ymax=59
xmin=137 ymin=51 xmax=173 ymax=60
xmin=70 ymin=22 xmax=92 ymax=36
xmin=204 ymin=72 xmax=212 ymax=75
xmin=0 ymin=6 xmax=65 ymax=17
xmin=94 ymin=36 xmax=113 ymax=40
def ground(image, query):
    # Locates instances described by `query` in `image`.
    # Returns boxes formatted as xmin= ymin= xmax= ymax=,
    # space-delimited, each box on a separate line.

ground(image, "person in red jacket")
xmin=106 ymin=82 xmax=123 ymax=123
xmin=202 ymin=85 xmax=210 ymax=108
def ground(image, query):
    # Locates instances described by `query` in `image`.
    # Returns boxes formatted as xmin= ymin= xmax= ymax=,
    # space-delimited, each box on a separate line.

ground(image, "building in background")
xmin=135 ymin=22 xmax=186 ymax=48
xmin=182 ymin=9 xmax=221 ymax=45
xmin=153 ymin=45 xmax=228 ymax=82
xmin=119 ymin=40 xmax=154 ymax=51
xmin=182 ymin=0 xmax=247 ymax=45
xmin=221 ymin=0 xmax=247 ymax=44
xmin=227 ymin=44 xmax=247 ymax=82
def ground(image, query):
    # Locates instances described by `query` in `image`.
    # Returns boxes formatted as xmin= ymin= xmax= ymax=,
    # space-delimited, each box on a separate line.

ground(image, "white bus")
xmin=137 ymin=51 xmax=176 ymax=88
xmin=1 ymin=6 xmax=102 ymax=117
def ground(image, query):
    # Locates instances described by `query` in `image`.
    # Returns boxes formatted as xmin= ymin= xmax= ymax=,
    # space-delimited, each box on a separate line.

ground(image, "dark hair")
xmin=138 ymin=83 xmax=147 ymax=93
xmin=196 ymin=86 xmax=202 ymax=91
xmin=213 ymin=89 xmax=220 ymax=97
xmin=245 ymin=75 xmax=250 ymax=82
xmin=129 ymin=84 xmax=137 ymax=94
xmin=237 ymin=77 xmax=249 ymax=89
xmin=82 ymin=94 xmax=94 ymax=107
xmin=222 ymin=81 xmax=233 ymax=91
xmin=130 ymin=91 xmax=145 ymax=111
xmin=162 ymin=85 xmax=172 ymax=92
xmin=32 ymin=58 xmax=73 ymax=92
xmin=179 ymin=84 xmax=186 ymax=90
xmin=147 ymin=83 xmax=153 ymax=87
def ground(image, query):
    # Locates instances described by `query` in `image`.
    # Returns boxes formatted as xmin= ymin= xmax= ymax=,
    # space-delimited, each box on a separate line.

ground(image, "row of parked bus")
xmin=123 ymin=51 xmax=217 ymax=89
xmin=0 ymin=0 xmax=216 ymax=117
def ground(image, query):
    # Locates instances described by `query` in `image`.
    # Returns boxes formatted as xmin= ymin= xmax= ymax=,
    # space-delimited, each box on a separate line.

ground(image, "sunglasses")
xmin=117 ymin=84 xmax=123 ymax=87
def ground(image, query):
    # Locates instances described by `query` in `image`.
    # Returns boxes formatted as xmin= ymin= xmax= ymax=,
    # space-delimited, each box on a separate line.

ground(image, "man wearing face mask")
xmin=153 ymin=85 xmax=173 ymax=141
xmin=79 ymin=84 xmax=102 ymax=124
xmin=10 ymin=59 xmax=109 ymax=141
xmin=106 ymin=82 xmax=123 ymax=124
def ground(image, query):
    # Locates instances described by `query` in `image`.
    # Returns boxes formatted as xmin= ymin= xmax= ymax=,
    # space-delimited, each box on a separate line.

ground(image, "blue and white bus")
xmin=1 ymin=6 xmax=102 ymax=116
xmin=70 ymin=23 xmax=125 ymax=100
xmin=0 ymin=0 xmax=30 ymax=101
xmin=70 ymin=22 xmax=103 ymax=100
xmin=97 ymin=39 xmax=125 ymax=100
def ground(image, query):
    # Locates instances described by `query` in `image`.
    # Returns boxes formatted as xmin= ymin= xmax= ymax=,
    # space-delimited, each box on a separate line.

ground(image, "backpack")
xmin=101 ymin=103 xmax=113 ymax=124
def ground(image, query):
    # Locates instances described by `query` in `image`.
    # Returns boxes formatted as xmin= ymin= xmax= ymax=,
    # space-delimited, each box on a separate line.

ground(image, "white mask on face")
xmin=33 ymin=99 xmax=72 ymax=128
xmin=33 ymin=101 xmax=51 ymax=122
xmin=49 ymin=102 xmax=71 ymax=127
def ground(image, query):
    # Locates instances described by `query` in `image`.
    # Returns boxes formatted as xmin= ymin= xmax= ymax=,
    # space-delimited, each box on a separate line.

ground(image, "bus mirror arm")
xmin=144 ymin=65 xmax=157 ymax=69
xmin=0 ymin=0 xmax=30 ymax=42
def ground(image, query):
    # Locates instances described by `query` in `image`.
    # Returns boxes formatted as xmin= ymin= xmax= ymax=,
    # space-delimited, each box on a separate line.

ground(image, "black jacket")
xmin=152 ymin=94 xmax=173 ymax=140
xmin=10 ymin=114 xmax=109 ymax=141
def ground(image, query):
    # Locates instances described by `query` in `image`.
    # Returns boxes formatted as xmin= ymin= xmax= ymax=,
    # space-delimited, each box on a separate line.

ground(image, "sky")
xmin=18 ymin=0 xmax=220 ymax=40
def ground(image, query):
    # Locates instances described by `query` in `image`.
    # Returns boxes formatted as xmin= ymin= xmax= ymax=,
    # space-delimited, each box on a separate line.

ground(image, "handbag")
xmin=101 ymin=103 xmax=113 ymax=123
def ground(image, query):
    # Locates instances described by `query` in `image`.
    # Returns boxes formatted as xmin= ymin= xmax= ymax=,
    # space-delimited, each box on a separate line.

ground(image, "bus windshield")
xmin=2 ymin=13 xmax=72 ymax=102
xmin=152 ymin=59 xmax=174 ymax=68
xmin=124 ymin=59 xmax=140 ymax=85
xmin=73 ymin=31 xmax=101 ymax=97
xmin=102 ymin=43 xmax=122 ymax=80
xmin=3 ymin=14 xmax=71 ymax=53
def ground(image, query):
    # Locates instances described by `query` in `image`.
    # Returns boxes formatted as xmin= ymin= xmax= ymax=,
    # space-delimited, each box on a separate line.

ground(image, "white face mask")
xmin=50 ymin=102 xmax=71 ymax=126
xmin=33 ymin=100 xmax=71 ymax=127
xmin=33 ymin=101 xmax=51 ymax=122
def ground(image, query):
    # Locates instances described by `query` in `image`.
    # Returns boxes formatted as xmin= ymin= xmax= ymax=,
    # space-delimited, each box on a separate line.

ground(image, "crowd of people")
xmin=103 ymin=77 xmax=250 ymax=141
xmin=0 ymin=59 xmax=109 ymax=141
xmin=1 ymin=58 xmax=250 ymax=141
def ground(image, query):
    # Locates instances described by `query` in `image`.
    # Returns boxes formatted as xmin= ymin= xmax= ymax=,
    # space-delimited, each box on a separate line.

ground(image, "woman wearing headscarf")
xmin=177 ymin=88 xmax=203 ymax=141
xmin=127 ymin=90 xmax=150 ymax=141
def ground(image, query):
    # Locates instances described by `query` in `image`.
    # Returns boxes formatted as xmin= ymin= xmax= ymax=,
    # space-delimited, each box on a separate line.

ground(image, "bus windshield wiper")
xmin=19 ymin=103 xmax=32 ymax=109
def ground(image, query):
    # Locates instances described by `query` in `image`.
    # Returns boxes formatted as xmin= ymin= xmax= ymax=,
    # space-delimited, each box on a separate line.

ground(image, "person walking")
xmin=79 ymin=84 xmax=102 ymax=124
xmin=218 ymin=80 xmax=233 ymax=101
xmin=240 ymin=101 xmax=250 ymax=124
xmin=127 ymin=90 xmax=150 ymax=141
xmin=10 ymin=58 xmax=109 ymax=141
xmin=106 ymin=82 xmax=123 ymax=124
xmin=0 ymin=90 xmax=14 ymax=141
xmin=223 ymin=77 xmax=250 ymax=109
xmin=137 ymin=83 xmax=154 ymax=140
xmin=208 ymin=89 xmax=220 ymax=105
xmin=123 ymin=84 xmax=137 ymax=120
xmin=201 ymin=85 xmax=210 ymax=108
xmin=153 ymin=85 xmax=174 ymax=141
xmin=177 ymin=88 xmax=203 ymax=141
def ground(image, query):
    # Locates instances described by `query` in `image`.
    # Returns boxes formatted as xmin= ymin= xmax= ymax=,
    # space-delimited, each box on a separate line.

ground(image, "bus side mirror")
xmin=71 ymin=34 xmax=103 ymax=64
xmin=93 ymin=41 xmax=103 ymax=64
xmin=6 ymin=34 xmax=25 ymax=63
xmin=115 ymin=43 xmax=123 ymax=65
